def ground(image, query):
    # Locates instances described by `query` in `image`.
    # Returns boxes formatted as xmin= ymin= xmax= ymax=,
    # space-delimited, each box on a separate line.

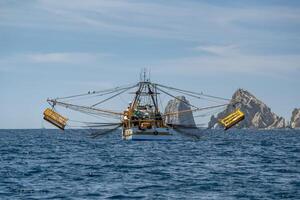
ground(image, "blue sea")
xmin=0 ymin=129 xmax=299 ymax=199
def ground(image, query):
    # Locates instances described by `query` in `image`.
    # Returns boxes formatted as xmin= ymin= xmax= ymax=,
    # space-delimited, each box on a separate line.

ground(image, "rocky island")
xmin=208 ymin=89 xmax=285 ymax=129
xmin=290 ymin=108 xmax=300 ymax=129
xmin=164 ymin=96 xmax=196 ymax=127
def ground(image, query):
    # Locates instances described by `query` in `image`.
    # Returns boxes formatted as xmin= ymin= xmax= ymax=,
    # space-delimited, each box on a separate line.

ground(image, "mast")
xmin=130 ymin=69 xmax=160 ymax=119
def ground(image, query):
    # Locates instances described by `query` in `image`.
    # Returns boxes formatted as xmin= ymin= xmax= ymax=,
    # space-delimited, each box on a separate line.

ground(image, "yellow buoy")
xmin=43 ymin=108 xmax=68 ymax=130
xmin=219 ymin=109 xmax=245 ymax=130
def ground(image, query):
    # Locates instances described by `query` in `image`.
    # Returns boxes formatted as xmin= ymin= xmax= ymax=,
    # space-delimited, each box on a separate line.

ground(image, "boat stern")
xmin=122 ymin=127 xmax=173 ymax=141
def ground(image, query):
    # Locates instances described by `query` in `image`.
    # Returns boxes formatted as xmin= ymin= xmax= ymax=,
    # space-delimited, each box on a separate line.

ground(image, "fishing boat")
xmin=43 ymin=70 xmax=244 ymax=140
xmin=121 ymin=80 xmax=173 ymax=140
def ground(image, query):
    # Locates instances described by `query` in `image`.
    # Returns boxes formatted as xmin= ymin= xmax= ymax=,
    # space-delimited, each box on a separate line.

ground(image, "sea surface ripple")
xmin=0 ymin=129 xmax=300 ymax=199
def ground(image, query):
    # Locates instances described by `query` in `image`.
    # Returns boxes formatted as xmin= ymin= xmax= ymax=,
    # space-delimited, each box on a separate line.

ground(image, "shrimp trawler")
xmin=43 ymin=71 xmax=244 ymax=140
xmin=121 ymin=79 xmax=172 ymax=140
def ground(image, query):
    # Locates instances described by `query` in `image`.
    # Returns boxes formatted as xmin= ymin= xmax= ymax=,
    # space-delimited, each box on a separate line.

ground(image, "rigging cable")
xmin=55 ymin=83 xmax=137 ymax=101
xmin=155 ymin=83 xmax=230 ymax=101
xmin=156 ymin=86 xmax=201 ymax=110
xmin=164 ymin=103 xmax=229 ymax=116
xmin=162 ymin=87 xmax=225 ymax=104
xmin=91 ymin=84 xmax=137 ymax=107
xmin=47 ymin=99 xmax=123 ymax=117
xmin=90 ymin=124 xmax=122 ymax=138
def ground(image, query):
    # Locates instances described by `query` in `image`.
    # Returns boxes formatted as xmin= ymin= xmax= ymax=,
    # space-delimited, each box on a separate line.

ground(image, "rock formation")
xmin=208 ymin=89 xmax=285 ymax=129
xmin=164 ymin=96 xmax=196 ymax=127
xmin=290 ymin=108 xmax=300 ymax=129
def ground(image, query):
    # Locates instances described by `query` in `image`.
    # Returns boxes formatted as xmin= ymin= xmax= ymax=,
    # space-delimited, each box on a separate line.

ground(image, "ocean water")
xmin=0 ymin=129 xmax=299 ymax=200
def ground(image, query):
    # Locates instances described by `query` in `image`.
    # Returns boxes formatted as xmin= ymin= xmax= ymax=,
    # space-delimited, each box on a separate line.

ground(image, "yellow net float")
xmin=219 ymin=109 xmax=245 ymax=130
xmin=43 ymin=108 xmax=68 ymax=130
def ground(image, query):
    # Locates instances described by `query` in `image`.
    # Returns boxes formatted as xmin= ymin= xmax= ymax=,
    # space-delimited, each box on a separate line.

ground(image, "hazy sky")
xmin=1 ymin=0 xmax=300 ymax=128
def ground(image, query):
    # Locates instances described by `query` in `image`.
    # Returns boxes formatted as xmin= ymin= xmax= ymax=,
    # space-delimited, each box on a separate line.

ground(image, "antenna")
xmin=139 ymin=69 xmax=143 ymax=82
xmin=143 ymin=68 xmax=146 ymax=82
xmin=139 ymin=68 xmax=151 ymax=82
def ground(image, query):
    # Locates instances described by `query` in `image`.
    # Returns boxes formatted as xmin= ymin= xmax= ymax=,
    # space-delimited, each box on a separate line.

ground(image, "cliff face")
xmin=290 ymin=108 xmax=300 ymax=129
xmin=208 ymin=89 xmax=285 ymax=129
xmin=164 ymin=96 xmax=196 ymax=127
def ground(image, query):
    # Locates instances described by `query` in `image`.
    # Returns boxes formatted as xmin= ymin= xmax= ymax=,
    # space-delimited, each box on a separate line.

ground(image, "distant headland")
xmin=165 ymin=89 xmax=300 ymax=129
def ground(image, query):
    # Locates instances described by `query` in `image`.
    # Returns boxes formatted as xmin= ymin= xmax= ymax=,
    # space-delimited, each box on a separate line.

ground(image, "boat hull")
xmin=122 ymin=127 xmax=173 ymax=141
